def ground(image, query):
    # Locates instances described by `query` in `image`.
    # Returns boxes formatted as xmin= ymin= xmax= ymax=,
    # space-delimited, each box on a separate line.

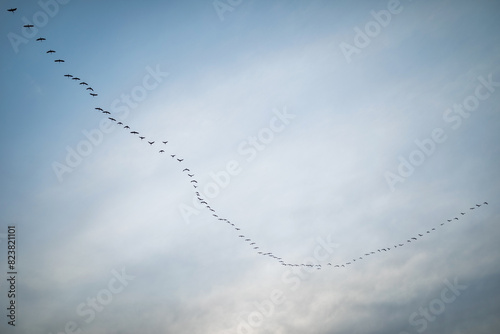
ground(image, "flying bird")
xmin=124 ymin=126 xmax=130 ymax=129
xmin=103 ymin=111 xmax=111 ymax=114
xmin=95 ymin=107 xmax=103 ymax=111
xmin=46 ymin=50 xmax=55 ymax=54
xmin=23 ymin=24 xmax=34 ymax=29
xmin=162 ymin=141 xmax=168 ymax=144
xmin=86 ymin=87 xmax=94 ymax=91
xmin=90 ymin=93 xmax=98 ymax=96
xmin=183 ymin=168 xmax=190 ymax=172
xmin=148 ymin=141 xmax=155 ymax=145
xmin=79 ymin=82 xmax=88 ymax=85
xmin=461 ymin=212 xmax=465 ymax=215
xmin=54 ymin=59 xmax=65 ymax=63
xmin=36 ymin=37 xmax=46 ymax=42
xmin=454 ymin=217 xmax=459 ymax=220
xmin=108 ymin=117 xmax=116 ymax=121
xmin=191 ymin=180 xmax=198 ymax=183
xmin=484 ymin=202 xmax=488 ymax=205
xmin=188 ymin=174 xmax=194 ymax=177
xmin=72 ymin=77 xmax=80 ymax=80
xmin=139 ymin=136 xmax=145 ymax=140
xmin=411 ymin=237 xmax=417 ymax=240
xmin=130 ymin=131 xmax=139 ymax=134
xmin=159 ymin=150 xmax=164 ymax=153
xmin=117 ymin=122 xmax=123 ymax=125
xmin=7 ymin=8 xmax=17 ymax=13
xmin=177 ymin=158 xmax=184 ymax=162
xmin=476 ymin=204 xmax=481 ymax=207
xmin=64 ymin=74 xmax=73 ymax=78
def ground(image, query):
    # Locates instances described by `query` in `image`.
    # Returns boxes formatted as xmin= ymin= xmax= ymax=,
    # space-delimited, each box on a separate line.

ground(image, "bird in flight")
xmin=177 ymin=158 xmax=184 ymax=162
xmin=159 ymin=150 xmax=165 ymax=153
xmin=80 ymin=82 xmax=88 ymax=85
xmin=162 ymin=141 xmax=168 ymax=144
xmin=148 ymin=141 xmax=155 ymax=145
xmin=7 ymin=8 xmax=17 ymax=13
xmin=484 ymin=202 xmax=489 ymax=205
xmin=46 ymin=50 xmax=56 ymax=54
xmin=130 ymin=131 xmax=139 ymax=134
xmin=183 ymin=168 xmax=190 ymax=172
xmin=54 ymin=59 xmax=65 ymax=63
xmin=139 ymin=136 xmax=145 ymax=140
xmin=95 ymin=107 xmax=103 ymax=111
xmin=124 ymin=126 xmax=130 ymax=129
xmin=72 ymin=77 xmax=80 ymax=80
xmin=90 ymin=93 xmax=98 ymax=96
xmin=23 ymin=24 xmax=34 ymax=29
xmin=36 ymin=37 xmax=46 ymax=42
xmin=108 ymin=118 xmax=116 ymax=121
xmin=103 ymin=111 xmax=111 ymax=114
xmin=64 ymin=74 xmax=73 ymax=78
xmin=86 ymin=87 xmax=94 ymax=91
xmin=188 ymin=174 xmax=194 ymax=177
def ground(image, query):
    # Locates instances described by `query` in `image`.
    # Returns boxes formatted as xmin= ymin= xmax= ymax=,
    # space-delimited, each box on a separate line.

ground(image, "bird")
xmin=418 ymin=234 xmax=423 ymax=237
xmin=117 ymin=122 xmax=123 ymax=125
xmin=95 ymin=107 xmax=103 ymax=111
xmin=46 ymin=50 xmax=56 ymax=54
xmin=130 ymin=131 xmax=139 ymax=134
xmin=103 ymin=111 xmax=111 ymax=114
xmin=447 ymin=219 xmax=452 ymax=222
xmin=23 ymin=24 xmax=34 ymax=29
xmin=108 ymin=118 xmax=116 ymax=121
xmin=139 ymin=136 xmax=145 ymax=140
xmin=124 ymin=126 xmax=130 ymax=129
xmin=72 ymin=77 xmax=81 ymax=80
xmin=411 ymin=237 xmax=417 ymax=240
xmin=170 ymin=155 xmax=176 ymax=158
xmin=86 ymin=87 xmax=94 ymax=91
xmin=177 ymin=158 xmax=184 ymax=162
xmin=54 ymin=59 xmax=65 ymax=63
xmin=183 ymin=168 xmax=190 ymax=172
xmin=64 ymin=74 xmax=73 ymax=78
xmin=80 ymin=82 xmax=88 ymax=85
xmin=159 ymin=150 xmax=165 ymax=153
xmin=476 ymin=204 xmax=481 ymax=207
xmin=90 ymin=93 xmax=98 ymax=96
xmin=484 ymin=202 xmax=488 ymax=205
xmin=191 ymin=180 xmax=198 ymax=183
xmin=148 ymin=141 xmax=155 ymax=145
xmin=188 ymin=174 xmax=194 ymax=177
xmin=461 ymin=212 xmax=465 ymax=215
xmin=7 ymin=8 xmax=17 ymax=13
xmin=162 ymin=141 xmax=168 ymax=144
xmin=398 ymin=244 xmax=403 ymax=247
xmin=470 ymin=207 xmax=475 ymax=210
xmin=36 ymin=37 xmax=46 ymax=42
xmin=454 ymin=217 xmax=459 ymax=220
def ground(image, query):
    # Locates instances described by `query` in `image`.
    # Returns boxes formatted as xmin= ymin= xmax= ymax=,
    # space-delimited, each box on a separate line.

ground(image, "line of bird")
xmin=5 ymin=6 xmax=490 ymax=270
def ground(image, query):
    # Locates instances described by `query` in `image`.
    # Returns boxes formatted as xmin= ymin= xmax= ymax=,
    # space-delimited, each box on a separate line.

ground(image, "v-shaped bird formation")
xmin=4 ymin=6 xmax=490 ymax=270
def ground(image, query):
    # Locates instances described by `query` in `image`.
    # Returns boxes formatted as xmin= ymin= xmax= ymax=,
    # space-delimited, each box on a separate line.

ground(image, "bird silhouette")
xmin=46 ymin=50 xmax=56 ymax=54
xmin=80 ymin=82 xmax=88 ymax=85
xmin=159 ymin=150 xmax=165 ymax=153
xmin=162 ymin=141 xmax=168 ymax=144
xmin=103 ymin=111 xmax=111 ymax=114
xmin=72 ymin=77 xmax=81 ymax=80
xmin=183 ymin=168 xmax=190 ymax=172
xmin=484 ymin=202 xmax=488 ymax=205
xmin=36 ymin=37 xmax=46 ymax=42
xmin=148 ymin=141 xmax=155 ymax=145
xmin=23 ymin=24 xmax=34 ymax=29
xmin=177 ymin=159 xmax=184 ymax=162
xmin=108 ymin=118 xmax=116 ymax=121
xmin=90 ymin=93 xmax=98 ymax=96
xmin=64 ymin=74 xmax=73 ymax=78
xmin=139 ymin=136 xmax=145 ymax=140
xmin=124 ymin=126 xmax=130 ymax=129
xmin=54 ymin=59 xmax=65 ymax=63
xmin=188 ymin=174 xmax=194 ymax=177
xmin=130 ymin=131 xmax=139 ymax=134
xmin=7 ymin=8 xmax=17 ymax=13
xmin=95 ymin=107 xmax=103 ymax=111
xmin=86 ymin=87 xmax=94 ymax=91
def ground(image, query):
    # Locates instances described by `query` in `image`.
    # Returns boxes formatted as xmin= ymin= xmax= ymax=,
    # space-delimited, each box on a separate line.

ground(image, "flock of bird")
xmin=5 ymin=6 xmax=490 ymax=270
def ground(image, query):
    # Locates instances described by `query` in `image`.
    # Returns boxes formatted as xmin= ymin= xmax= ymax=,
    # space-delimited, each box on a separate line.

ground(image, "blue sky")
xmin=1 ymin=0 xmax=500 ymax=333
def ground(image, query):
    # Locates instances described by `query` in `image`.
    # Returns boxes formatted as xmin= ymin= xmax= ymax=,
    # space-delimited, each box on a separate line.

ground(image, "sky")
xmin=0 ymin=0 xmax=499 ymax=333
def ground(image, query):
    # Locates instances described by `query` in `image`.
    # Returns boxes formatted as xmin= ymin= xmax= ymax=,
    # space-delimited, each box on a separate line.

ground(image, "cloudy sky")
xmin=1 ymin=0 xmax=499 ymax=333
